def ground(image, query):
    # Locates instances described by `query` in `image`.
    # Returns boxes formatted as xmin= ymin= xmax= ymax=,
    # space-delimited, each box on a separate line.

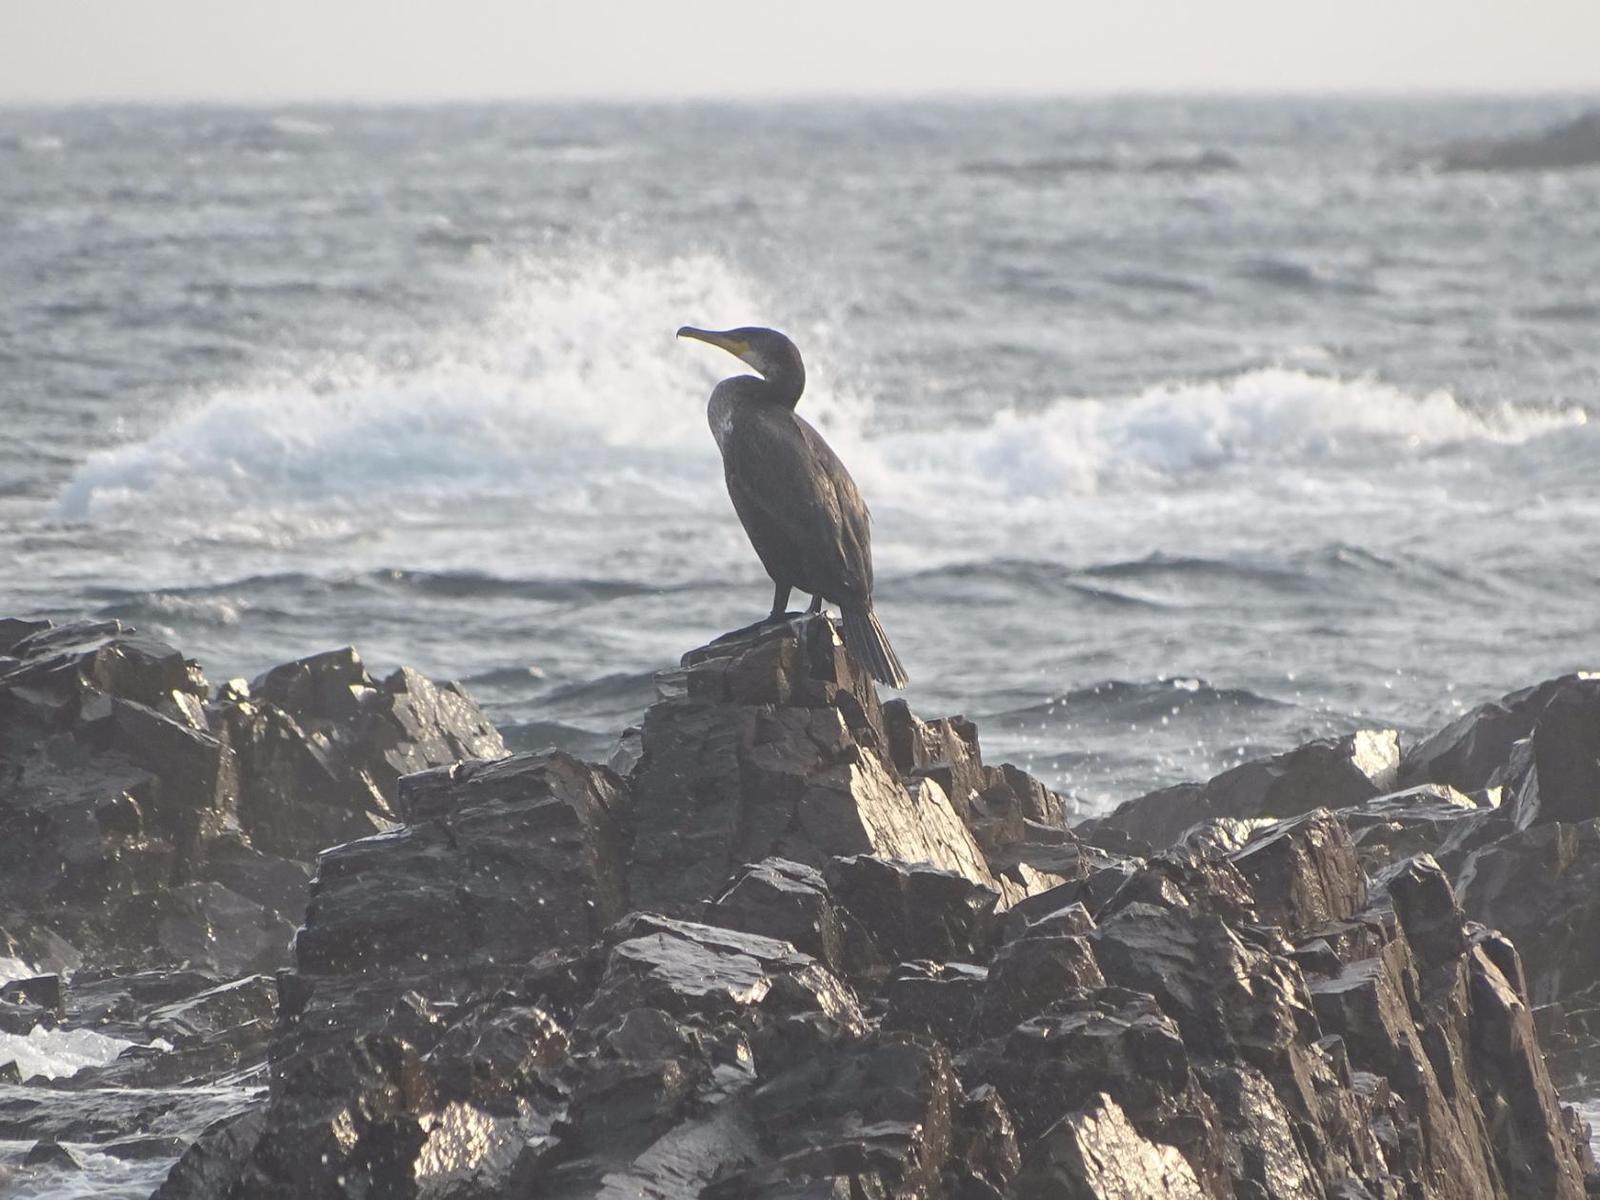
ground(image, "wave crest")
xmin=856 ymin=368 xmax=1585 ymax=505
xmin=58 ymin=249 xmax=1587 ymax=529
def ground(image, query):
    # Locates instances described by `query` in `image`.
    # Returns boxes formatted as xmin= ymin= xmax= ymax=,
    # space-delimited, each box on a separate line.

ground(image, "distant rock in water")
xmin=963 ymin=149 xmax=1242 ymax=179
xmin=3 ymin=610 xmax=1599 ymax=1196
xmin=1413 ymin=110 xmax=1600 ymax=172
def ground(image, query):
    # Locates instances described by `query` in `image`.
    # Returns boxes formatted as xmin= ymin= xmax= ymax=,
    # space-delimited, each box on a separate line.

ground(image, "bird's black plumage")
xmin=678 ymin=325 xmax=907 ymax=688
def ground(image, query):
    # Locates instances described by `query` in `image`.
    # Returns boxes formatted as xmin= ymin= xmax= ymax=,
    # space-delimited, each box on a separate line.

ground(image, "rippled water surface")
xmin=3 ymin=98 xmax=1598 ymax=809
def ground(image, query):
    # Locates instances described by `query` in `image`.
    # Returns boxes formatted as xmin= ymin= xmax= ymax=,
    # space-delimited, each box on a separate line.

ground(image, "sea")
xmin=1 ymin=97 xmax=1598 ymax=1183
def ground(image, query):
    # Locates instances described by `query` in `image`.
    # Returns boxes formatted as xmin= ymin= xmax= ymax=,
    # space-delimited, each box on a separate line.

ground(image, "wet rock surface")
xmin=2 ymin=612 xmax=1598 ymax=1197
xmin=0 ymin=618 xmax=509 ymax=1191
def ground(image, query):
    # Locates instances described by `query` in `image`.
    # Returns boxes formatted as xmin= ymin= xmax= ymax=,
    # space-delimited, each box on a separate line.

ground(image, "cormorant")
xmin=677 ymin=325 xmax=908 ymax=689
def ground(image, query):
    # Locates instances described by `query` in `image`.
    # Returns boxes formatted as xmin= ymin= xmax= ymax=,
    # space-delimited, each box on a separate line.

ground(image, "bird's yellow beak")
xmin=677 ymin=326 xmax=751 ymax=361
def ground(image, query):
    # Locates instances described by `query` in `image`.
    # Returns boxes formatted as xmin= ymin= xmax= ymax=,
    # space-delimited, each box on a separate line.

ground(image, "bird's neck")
xmin=752 ymin=367 xmax=804 ymax=409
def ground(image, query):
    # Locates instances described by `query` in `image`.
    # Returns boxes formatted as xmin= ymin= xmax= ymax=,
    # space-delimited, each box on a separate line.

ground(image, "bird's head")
xmin=677 ymin=325 xmax=804 ymax=393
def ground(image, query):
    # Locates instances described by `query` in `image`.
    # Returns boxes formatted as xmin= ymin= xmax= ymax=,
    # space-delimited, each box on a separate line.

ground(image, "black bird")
xmin=677 ymin=325 xmax=908 ymax=688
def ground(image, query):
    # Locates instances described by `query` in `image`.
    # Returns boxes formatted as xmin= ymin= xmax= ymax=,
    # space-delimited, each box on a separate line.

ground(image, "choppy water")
xmin=3 ymin=98 xmax=1599 ymax=811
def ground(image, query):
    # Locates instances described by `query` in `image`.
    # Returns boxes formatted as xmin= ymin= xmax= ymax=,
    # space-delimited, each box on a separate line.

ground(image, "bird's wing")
xmin=724 ymin=407 xmax=874 ymax=603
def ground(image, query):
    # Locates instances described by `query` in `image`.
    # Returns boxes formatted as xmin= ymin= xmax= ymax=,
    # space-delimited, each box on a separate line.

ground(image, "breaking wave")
xmin=58 ymin=251 xmax=1588 ymax=532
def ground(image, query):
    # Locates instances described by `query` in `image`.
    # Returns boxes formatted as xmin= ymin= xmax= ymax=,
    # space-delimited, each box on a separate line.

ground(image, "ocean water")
xmin=2 ymin=97 xmax=1599 ymax=812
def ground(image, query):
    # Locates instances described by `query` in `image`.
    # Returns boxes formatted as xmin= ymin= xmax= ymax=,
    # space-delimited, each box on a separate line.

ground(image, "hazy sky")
xmin=3 ymin=0 xmax=1597 ymax=103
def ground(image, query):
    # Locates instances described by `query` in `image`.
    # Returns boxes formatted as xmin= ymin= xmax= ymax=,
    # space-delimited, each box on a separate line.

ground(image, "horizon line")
xmin=4 ymin=85 xmax=1599 ymax=110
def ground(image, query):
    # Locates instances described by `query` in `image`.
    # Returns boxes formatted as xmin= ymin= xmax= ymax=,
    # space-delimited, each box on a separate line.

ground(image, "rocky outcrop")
xmin=1412 ymin=110 xmax=1600 ymax=172
xmin=145 ymin=617 xmax=1593 ymax=1198
xmin=0 ymin=619 xmax=505 ymax=980
xmin=4 ymin=612 xmax=1598 ymax=1197
xmin=0 ymin=618 xmax=510 ymax=1191
xmin=1081 ymin=728 xmax=1400 ymax=853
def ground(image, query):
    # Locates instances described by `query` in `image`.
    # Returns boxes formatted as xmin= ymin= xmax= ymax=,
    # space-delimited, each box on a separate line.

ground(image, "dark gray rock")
xmin=215 ymin=646 xmax=507 ymax=860
xmin=1086 ymin=729 xmax=1399 ymax=851
xmin=824 ymin=854 xmax=1000 ymax=967
xmin=627 ymin=616 xmax=1009 ymax=917
xmin=580 ymin=914 xmax=864 ymax=1033
xmin=1424 ymin=110 xmax=1600 ymax=172
xmin=882 ymin=960 xmax=988 ymax=1045
xmin=963 ymin=988 xmax=1235 ymax=1196
xmin=708 ymin=858 xmax=849 ymax=968
xmin=707 ymin=1033 xmax=962 ymax=1198
xmin=1456 ymin=818 xmax=1600 ymax=1007
xmin=0 ymin=620 xmax=245 ymax=970
xmin=882 ymin=700 xmax=1069 ymax=855
xmin=1343 ymin=783 xmax=1503 ymax=874
xmin=1302 ymin=855 xmax=1590 ymax=1200
xmin=1228 ymin=808 xmax=1367 ymax=934
xmin=153 ymin=1109 xmax=268 ymax=1200
xmin=975 ymin=934 xmax=1105 ymax=1036
xmin=23 ymin=1139 xmax=88 ymax=1170
xmin=281 ymin=751 xmax=628 ymax=1068
xmin=5 ymin=614 xmax=1592 ymax=1200
xmin=0 ymin=973 xmax=62 ymax=1015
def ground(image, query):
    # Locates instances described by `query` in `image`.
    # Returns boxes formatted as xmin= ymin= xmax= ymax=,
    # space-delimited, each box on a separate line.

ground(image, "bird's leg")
xmin=768 ymin=582 xmax=793 ymax=622
xmin=806 ymin=593 xmax=824 ymax=615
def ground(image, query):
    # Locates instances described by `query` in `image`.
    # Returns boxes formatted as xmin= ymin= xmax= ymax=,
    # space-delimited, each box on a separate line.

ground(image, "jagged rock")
xmin=1086 ymin=729 xmax=1400 ymax=851
xmin=0 ymin=620 xmax=503 ymax=987
xmin=707 ymin=857 xmax=875 ymax=981
xmin=0 ymin=620 xmax=244 ymax=967
xmin=975 ymin=935 xmax=1105 ymax=1036
xmin=215 ymin=646 xmax=507 ymax=860
xmin=707 ymin=1033 xmax=962 ymax=1198
xmin=1304 ymin=855 xmax=1590 ymax=1200
xmin=1016 ymin=1092 xmax=1205 ymax=1199
xmin=963 ymin=989 xmax=1233 ymax=1195
xmin=1098 ymin=847 xmax=1258 ymax=926
xmin=146 ymin=976 xmax=276 ymax=1064
xmin=1456 ymin=817 xmax=1600 ymax=1008
xmin=0 ymin=973 xmax=62 ymax=1015
xmin=581 ymin=915 xmax=864 ymax=1033
xmin=281 ymin=751 xmax=627 ymax=1068
xmin=153 ymin=1109 xmax=268 ymax=1200
xmin=0 ymin=996 xmax=54 ymax=1035
xmin=1342 ymin=783 xmax=1503 ymax=874
xmin=1228 ymin=809 xmax=1367 ymax=934
xmin=628 ymin=617 xmax=1007 ymax=915
xmin=824 ymin=855 xmax=999 ymax=966
xmin=949 ymin=1084 xmax=1023 ymax=1196
xmin=0 ymin=620 xmax=209 ymax=726
xmin=1400 ymin=674 xmax=1600 ymax=801
xmin=1091 ymin=904 xmax=1311 ymax=1065
xmin=3 ymin=613 xmax=1584 ymax=1200
xmin=117 ymin=881 xmax=296 ymax=979
xmin=23 ymin=1138 xmax=88 ymax=1170
xmin=1502 ymin=686 xmax=1600 ymax=828
xmin=882 ymin=960 xmax=988 ymax=1045
xmin=999 ymin=847 xmax=1143 ymax=931
xmin=882 ymin=701 xmax=1069 ymax=854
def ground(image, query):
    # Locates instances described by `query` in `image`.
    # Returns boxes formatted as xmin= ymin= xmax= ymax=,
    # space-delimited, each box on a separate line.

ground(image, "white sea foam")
xmin=0 ymin=957 xmax=38 ymax=985
xmin=266 ymin=115 xmax=331 ymax=138
xmin=0 ymin=1026 xmax=132 ymax=1081
xmin=856 ymin=368 xmax=1587 ymax=507
xmin=57 ymin=252 xmax=1587 ymax=535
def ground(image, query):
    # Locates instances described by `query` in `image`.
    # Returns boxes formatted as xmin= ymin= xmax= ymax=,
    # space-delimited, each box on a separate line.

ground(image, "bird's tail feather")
xmin=840 ymin=607 xmax=909 ymax=689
